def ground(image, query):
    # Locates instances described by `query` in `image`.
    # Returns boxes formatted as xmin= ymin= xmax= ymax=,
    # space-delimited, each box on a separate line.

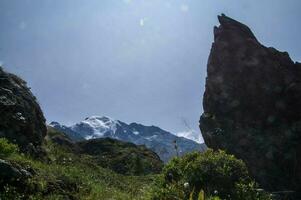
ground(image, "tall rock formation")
xmin=0 ymin=67 xmax=46 ymax=154
xmin=200 ymin=15 xmax=301 ymax=195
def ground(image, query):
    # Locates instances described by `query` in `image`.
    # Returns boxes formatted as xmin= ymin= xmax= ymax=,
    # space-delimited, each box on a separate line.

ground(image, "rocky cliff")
xmin=0 ymin=67 xmax=46 ymax=154
xmin=200 ymin=15 xmax=301 ymax=194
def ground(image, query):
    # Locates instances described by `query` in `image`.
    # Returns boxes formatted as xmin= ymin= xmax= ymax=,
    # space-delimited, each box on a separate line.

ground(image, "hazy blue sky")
xmin=1 ymin=0 xmax=300 ymax=142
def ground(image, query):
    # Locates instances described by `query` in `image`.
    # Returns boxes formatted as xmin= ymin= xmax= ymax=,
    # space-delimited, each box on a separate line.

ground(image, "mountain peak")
xmin=49 ymin=121 xmax=61 ymax=127
xmin=72 ymin=115 xmax=120 ymax=140
xmin=50 ymin=116 xmax=206 ymax=162
xmin=82 ymin=116 xmax=119 ymax=127
xmin=214 ymin=14 xmax=257 ymax=41
xmin=85 ymin=115 xmax=115 ymax=122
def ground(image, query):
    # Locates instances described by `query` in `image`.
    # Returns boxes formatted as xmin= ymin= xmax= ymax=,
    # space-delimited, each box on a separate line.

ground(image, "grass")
xmin=2 ymin=136 xmax=270 ymax=200
xmin=2 ymin=140 xmax=157 ymax=200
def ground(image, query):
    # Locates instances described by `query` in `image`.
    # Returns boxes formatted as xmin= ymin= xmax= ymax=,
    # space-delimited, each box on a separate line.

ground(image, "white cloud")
xmin=175 ymin=129 xmax=204 ymax=144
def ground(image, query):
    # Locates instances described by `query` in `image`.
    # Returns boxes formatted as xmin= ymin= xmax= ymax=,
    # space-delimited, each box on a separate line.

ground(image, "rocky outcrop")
xmin=0 ymin=67 xmax=47 ymax=154
xmin=0 ymin=159 xmax=33 ymax=189
xmin=200 ymin=15 xmax=301 ymax=195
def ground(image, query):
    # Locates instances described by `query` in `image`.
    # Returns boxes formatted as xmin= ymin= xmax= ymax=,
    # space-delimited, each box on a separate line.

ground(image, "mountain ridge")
xmin=50 ymin=116 xmax=206 ymax=162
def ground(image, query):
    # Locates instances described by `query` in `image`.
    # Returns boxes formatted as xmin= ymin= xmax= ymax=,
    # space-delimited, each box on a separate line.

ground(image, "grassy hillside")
xmin=47 ymin=126 xmax=163 ymax=175
xmin=0 ymin=130 xmax=160 ymax=200
xmin=0 ymin=128 xmax=273 ymax=200
xmin=77 ymin=138 xmax=163 ymax=175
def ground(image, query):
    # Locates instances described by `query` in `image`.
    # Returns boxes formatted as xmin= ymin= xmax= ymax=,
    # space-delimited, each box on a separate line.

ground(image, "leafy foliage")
xmin=0 ymin=138 xmax=19 ymax=158
xmin=150 ymin=149 xmax=271 ymax=200
xmin=234 ymin=181 xmax=272 ymax=200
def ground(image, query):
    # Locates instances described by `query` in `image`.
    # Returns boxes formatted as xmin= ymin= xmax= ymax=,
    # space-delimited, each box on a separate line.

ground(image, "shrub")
xmin=150 ymin=149 xmax=271 ymax=200
xmin=235 ymin=181 xmax=272 ymax=200
xmin=0 ymin=138 xmax=19 ymax=158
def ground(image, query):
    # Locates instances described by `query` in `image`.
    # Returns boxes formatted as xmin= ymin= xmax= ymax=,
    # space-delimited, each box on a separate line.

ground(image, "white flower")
xmin=184 ymin=182 xmax=189 ymax=188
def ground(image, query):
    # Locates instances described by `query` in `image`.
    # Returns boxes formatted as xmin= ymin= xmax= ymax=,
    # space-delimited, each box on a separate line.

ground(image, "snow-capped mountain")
xmin=70 ymin=116 xmax=120 ymax=140
xmin=175 ymin=130 xmax=204 ymax=144
xmin=50 ymin=116 xmax=206 ymax=162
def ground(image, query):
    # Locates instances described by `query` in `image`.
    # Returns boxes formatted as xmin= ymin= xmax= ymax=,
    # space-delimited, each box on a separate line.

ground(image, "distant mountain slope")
xmin=47 ymin=126 xmax=163 ymax=175
xmin=78 ymin=138 xmax=163 ymax=175
xmin=49 ymin=121 xmax=84 ymax=141
xmin=50 ymin=116 xmax=206 ymax=162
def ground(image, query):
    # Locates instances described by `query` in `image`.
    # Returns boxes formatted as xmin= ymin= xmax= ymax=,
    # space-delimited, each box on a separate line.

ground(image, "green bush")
xmin=0 ymin=138 xmax=19 ymax=158
xmin=235 ymin=181 xmax=272 ymax=200
xmin=150 ymin=149 xmax=271 ymax=200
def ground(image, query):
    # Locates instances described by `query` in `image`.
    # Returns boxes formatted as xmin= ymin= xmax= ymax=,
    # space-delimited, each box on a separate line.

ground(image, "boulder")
xmin=0 ymin=159 xmax=32 ymax=186
xmin=0 ymin=67 xmax=47 ymax=154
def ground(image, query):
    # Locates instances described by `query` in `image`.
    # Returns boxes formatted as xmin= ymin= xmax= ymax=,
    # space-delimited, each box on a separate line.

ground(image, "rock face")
xmin=200 ymin=15 xmax=301 ymax=194
xmin=0 ymin=67 xmax=46 ymax=153
xmin=0 ymin=159 xmax=33 ymax=186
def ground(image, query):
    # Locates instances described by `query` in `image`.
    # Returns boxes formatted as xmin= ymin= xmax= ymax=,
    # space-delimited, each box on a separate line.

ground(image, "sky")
xmin=0 ymin=0 xmax=300 ymax=143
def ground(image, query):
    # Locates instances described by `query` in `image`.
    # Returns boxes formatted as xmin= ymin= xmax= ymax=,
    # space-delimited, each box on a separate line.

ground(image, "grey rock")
xmin=200 ymin=14 xmax=301 ymax=195
xmin=0 ymin=159 xmax=32 ymax=185
xmin=0 ymin=67 xmax=47 ymax=154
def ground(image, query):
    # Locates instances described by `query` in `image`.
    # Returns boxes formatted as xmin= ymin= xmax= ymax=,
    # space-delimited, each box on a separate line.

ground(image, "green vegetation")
xmin=0 ymin=133 xmax=271 ymax=200
xmin=0 ymin=139 xmax=157 ymax=200
xmin=47 ymin=126 xmax=163 ymax=175
xmin=150 ymin=150 xmax=272 ymax=200
xmin=78 ymin=138 xmax=163 ymax=175
xmin=0 ymin=138 xmax=19 ymax=158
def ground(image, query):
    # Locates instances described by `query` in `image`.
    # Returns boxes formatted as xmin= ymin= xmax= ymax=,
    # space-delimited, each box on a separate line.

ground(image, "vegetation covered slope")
xmin=1 ymin=136 xmax=274 ymax=200
xmin=77 ymin=138 xmax=163 ymax=175
xmin=0 ymin=137 xmax=158 ymax=200
xmin=48 ymin=126 xmax=163 ymax=175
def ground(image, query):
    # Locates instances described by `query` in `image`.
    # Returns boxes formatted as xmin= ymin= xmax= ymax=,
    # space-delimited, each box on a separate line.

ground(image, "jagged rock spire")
xmin=200 ymin=15 xmax=301 ymax=196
